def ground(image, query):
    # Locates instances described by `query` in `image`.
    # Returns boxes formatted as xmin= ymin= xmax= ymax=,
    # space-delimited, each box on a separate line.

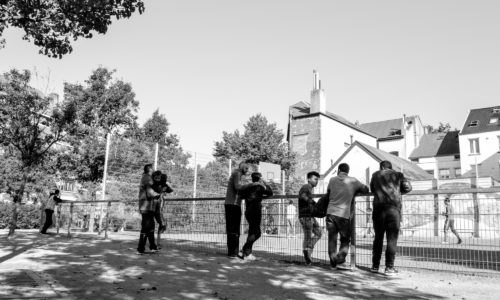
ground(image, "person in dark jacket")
xmin=137 ymin=164 xmax=160 ymax=254
xmin=40 ymin=189 xmax=62 ymax=234
xmin=151 ymin=171 xmax=173 ymax=234
xmin=238 ymin=172 xmax=273 ymax=260
xmin=224 ymin=162 xmax=264 ymax=258
xmin=370 ymin=160 xmax=412 ymax=276
xmin=298 ymin=171 xmax=322 ymax=265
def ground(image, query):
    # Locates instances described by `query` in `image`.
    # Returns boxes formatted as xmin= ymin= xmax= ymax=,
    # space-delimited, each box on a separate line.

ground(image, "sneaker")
xmin=150 ymin=248 xmax=159 ymax=253
xmin=136 ymin=251 xmax=145 ymax=255
xmin=384 ymin=267 xmax=398 ymax=276
xmin=370 ymin=266 xmax=379 ymax=273
xmin=458 ymin=239 xmax=463 ymax=244
xmin=227 ymin=254 xmax=238 ymax=259
xmin=336 ymin=262 xmax=353 ymax=271
xmin=237 ymin=250 xmax=245 ymax=259
xmin=245 ymin=254 xmax=257 ymax=261
xmin=303 ymin=250 xmax=312 ymax=265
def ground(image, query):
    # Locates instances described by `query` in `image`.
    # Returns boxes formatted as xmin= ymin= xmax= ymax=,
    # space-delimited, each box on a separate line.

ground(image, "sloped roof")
xmin=359 ymin=116 xmax=417 ymax=140
xmin=289 ymin=101 xmax=375 ymax=137
xmin=324 ymin=141 xmax=433 ymax=180
xmin=460 ymin=106 xmax=500 ymax=135
xmin=409 ymin=131 xmax=460 ymax=159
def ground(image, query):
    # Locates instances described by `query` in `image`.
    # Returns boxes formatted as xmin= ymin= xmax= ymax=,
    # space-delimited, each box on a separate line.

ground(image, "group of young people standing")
xmin=224 ymin=160 xmax=412 ymax=276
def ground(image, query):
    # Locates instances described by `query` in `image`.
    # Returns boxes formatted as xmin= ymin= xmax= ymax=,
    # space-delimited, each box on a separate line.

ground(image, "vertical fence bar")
xmin=350 ymin=201 xmax=356 ymax=267
xmin=39 ymin=203 xmax=45 ymax=233
xmin=56 ymin=205 xmax=61 ymax=234
xmin=192 ymin=152 xmax=197 ymax=222
xmin=104 ymin=201 xmax=111 ymax=239
xmin=432 ymin=179 xmax=439 ymax=237
xmin=67 ymin=203 xmax=74 ymax=238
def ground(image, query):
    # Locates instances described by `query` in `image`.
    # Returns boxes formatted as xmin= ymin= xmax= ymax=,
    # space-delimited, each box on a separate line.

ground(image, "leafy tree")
xmin=0 ymin=0 xmax=145 ymax=58
xmin=427 ymin=122 xmax=453 ymax=133
xmin=0 ymin=69 xmax=77 ymax=236
xmin=213 ymin=114 xmax=296 ymax=173
xmin=59 ymin=67 xmax=139 ymax=231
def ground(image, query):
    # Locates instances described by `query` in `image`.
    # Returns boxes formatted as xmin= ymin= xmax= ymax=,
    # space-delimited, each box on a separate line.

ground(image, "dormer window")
xmin=489 ymin=117 xmax=499 ymax=124
xmin=492 ymin=108 xmax=500 ymax=114
xmin=389 ymin=129 xmax=402 ymax=136
xmin=469 ymin=120 xmax=479 ymax=127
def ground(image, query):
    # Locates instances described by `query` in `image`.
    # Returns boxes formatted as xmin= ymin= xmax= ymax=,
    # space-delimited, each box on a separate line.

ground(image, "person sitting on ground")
xmin=298 ymin=171 xmax=323 ymax=265
xmin=238 ymin=172 xmax=273 ymax=260
xmin=40 ymin=189 xmax=62 ymax=234
xmin=137 ymin=164 xmax=161 ymax=254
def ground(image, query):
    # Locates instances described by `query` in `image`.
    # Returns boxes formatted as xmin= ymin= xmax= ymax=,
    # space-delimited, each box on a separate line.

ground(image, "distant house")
xmin=409 ymin=131 xmax=461 ymax=179
xmin=458 ymin=106 xmax=500 ymax=181
xmin=360 ymin=115 xmax=425 ymax=160
xmin=287 ymin=71 xmax=377 ymax=178
xmin=318 ymin=141 xmax=433 ymax=192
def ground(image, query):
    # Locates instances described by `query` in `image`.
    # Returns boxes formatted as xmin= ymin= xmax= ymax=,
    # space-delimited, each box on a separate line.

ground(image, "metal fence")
xmin=50 ymin=188 xmax=500 ymax=274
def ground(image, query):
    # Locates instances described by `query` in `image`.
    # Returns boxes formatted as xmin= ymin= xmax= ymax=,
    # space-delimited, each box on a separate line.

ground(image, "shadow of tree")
xmin=0 ymin=231 xmax=444 ymax=299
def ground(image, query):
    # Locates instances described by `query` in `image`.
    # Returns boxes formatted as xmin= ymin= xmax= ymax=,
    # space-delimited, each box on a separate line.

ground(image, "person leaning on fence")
xmin=151 ymin=171 xmax=173 ymax=235
xmin=298 ymin=171 xmax=323 ymax=265
xmin=369 ymin=160 xmax=412 ymax=276
xmin=225 ymin=162 xmax=263 ymax=258
xmin=442 ymin=197 xmax=462 ymax=244
xmin=137 ymin=164 xmax=161 ymax=254
xmin=238 ymin=172 xmax=273 ymax=261
xmin=324 ymin=163 xmax=369 ymax=270
xmin=40 ymin=189 xmax=62 ymax=234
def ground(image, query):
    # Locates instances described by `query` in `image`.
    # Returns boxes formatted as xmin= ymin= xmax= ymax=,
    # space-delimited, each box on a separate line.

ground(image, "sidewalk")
xmin=0 ymin=230 xmax=499 ymax=299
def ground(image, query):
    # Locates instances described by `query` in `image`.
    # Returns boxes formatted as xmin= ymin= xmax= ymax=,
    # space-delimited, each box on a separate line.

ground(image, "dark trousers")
xmin=326 ymin=214 xmax=351 ymax=266
xmin=225 ymin=204 xmax=242 ymax=256
xmin=137 ymin=212 xmax=157 ymax=252
xmin=372 ymin=206 xmax=400 ymax=269
xmin=41 ymin=209 xmax=54 ymax=233
xmin=242 ymin=206 xmax=262 ymax=256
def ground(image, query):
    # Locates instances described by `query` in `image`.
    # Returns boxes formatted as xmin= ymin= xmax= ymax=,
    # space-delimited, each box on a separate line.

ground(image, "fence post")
xmin=39 ymin=203 xmax=45 ymax=233
xmin=56 ymin=205 xmax=61 ymax=234
xmin=192 ymin=152 xmax=197 ymax=222
xmin=432 ymin=179 xmax=439 ymax=237
xmin=67 ymin=203 xmax=74 ymax=238
xmin=350 ymin=200 xmax=356 ymax=267
xmin=471 ymin=177 xmax=480 ymax=238
xmin=104 ymin=201 xmax=111 ymax=239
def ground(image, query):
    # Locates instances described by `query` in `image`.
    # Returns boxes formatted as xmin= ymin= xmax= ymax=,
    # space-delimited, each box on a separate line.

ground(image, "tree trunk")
xmin=8 ymin=172 xmax=29 ymax=237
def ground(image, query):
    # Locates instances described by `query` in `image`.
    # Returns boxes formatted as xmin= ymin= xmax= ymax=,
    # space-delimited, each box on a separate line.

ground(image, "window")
xmin=389 ymin=151 xmax=399 ymax=156
xmin=489 ymin=117 xmax=499 ymax=124
xmin=389 ymin=129 xmax=402 ymax=136
xmin=493 ymin=108 xmax=500 ymax=114
xmin=469 ymin=138 xmax=480 ymax=154
xmin=426 ymin=170 xmax=434 ymax=176
xmin=454 ymin=168 xmax=461 ymax=178
xmin=454 ymin=154 xmax=460 ymax=160
xmin=439 ymin=169 xmax=450 ymax=179
xmin=468 ymin=120 xmax=479 ymax=127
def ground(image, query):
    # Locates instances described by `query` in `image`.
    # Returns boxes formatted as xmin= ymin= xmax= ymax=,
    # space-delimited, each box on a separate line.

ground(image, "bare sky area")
xmin=1 ymin=0 xmax=499 ymax=155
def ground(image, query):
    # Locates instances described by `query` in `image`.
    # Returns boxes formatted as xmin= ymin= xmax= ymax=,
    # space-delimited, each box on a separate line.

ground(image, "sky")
xmin=1 ymin=0 xmax=499 ymax=158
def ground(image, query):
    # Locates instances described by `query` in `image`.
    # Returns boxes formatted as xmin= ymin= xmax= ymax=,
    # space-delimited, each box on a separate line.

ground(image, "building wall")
xmin=378 ymin=138 xmax=404 ymax=157
xmin=290 ymin=116 xmax=321 ymax=178
xmin=415 ymin=156 xmax=461 ymax=179
xmin=319 ymin=145 xmax=378 ymax=193
xmin=459 ymin=131 xmax=500 ymax=180
xmin=320 ymin=115 xmax=377 ymax=175
xmin=403 ymin=117 xmax=425 ymax=160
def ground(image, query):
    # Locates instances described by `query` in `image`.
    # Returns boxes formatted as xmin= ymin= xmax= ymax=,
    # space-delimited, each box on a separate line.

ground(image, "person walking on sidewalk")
xmin=298 ymin=171 xmax=323 ymax=265
xmin=443 ymin=197 xmax=462 ymax=244
xmin=325 ymin=163 xmax=369 ymax=270
xmin=370 ymin=160 xmax=412 ymax=276
xmin=239 ymin=172 xmax=273 ymax=260
xmin=40 ymin=189 xmax=62 ymax=234
xmin=137 ymin=164 xmax=161 ymax=254
xmin=225 ymin=162 xmax=262 ymax=258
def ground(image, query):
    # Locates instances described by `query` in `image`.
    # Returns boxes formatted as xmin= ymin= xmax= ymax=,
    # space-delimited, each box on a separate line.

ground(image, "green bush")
xmin=0 ymin=202 xmax=42 ymax=229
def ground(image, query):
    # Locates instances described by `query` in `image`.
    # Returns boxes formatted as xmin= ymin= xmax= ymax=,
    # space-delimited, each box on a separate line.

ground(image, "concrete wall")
xmin=416 ymin=156 xmax=461 ymax=179
xmin=320 ymin=115 xmax=377 ymax=175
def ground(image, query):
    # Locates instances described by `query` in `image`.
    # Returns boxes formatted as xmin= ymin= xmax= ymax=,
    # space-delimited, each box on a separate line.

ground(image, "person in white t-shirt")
xmin=40 ymin=189 xmax=62 ymax=234
xmin=286 ymin=200 xmax=297 ymax=237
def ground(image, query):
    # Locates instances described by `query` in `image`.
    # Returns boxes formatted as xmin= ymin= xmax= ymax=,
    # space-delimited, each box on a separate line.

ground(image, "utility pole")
xmin=154 ymin=142 xmax=159 ymax=170
xmin=192 ymin=152 xmax=198 ymax=221
xmin=98 ymin=132 xmax=111 ymax=234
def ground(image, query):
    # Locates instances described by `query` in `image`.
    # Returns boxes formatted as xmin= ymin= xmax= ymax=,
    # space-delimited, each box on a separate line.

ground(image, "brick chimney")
xmin=310 ymin=70 xmax=326 ymax=114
